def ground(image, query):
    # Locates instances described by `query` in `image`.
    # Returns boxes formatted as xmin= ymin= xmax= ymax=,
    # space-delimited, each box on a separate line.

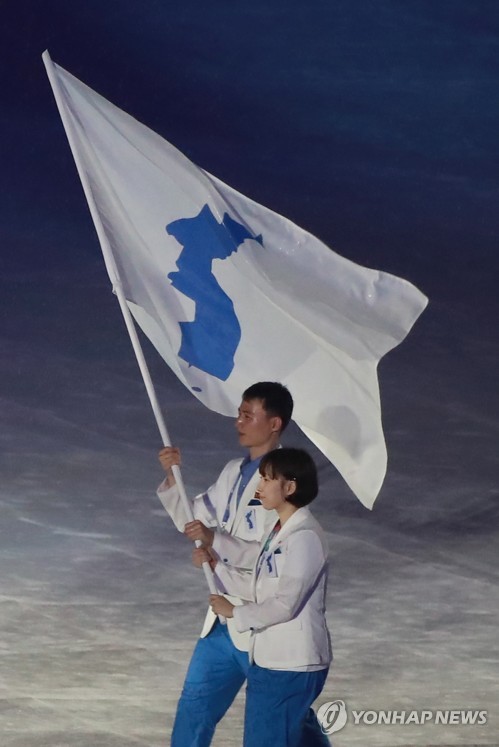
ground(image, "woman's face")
xmin=256 ymin=470 xmax=294 ymax=512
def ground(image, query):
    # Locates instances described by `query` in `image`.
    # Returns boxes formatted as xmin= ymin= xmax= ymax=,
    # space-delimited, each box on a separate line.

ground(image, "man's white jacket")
xmin=157 ymin=458 xmax=278 ymax=650
xmin=214 ymin=507 xmax=332 ymax=671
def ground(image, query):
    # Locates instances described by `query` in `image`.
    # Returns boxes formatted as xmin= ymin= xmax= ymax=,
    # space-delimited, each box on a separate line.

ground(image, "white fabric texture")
xmin=157 ymin=458 xmax=277 ymax=650
xmin=216 ymin=507 xmax=331 ymax=670
xmin=48 ymin=60 xmax=428 ymax=507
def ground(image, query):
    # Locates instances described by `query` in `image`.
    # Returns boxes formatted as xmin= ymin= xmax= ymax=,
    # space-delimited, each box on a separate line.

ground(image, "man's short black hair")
xmin=259 ymin=448 xmax=318 ymax=507
xmin=242 ymin=382 xmax=293 ymax=432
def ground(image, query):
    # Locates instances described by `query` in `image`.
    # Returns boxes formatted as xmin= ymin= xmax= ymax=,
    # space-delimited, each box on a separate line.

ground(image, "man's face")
xmin=235 ymin=398 xmax=280 ymax=450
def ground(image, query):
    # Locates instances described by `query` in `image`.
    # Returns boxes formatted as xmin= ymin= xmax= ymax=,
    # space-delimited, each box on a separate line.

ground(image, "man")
xmin=157 ymin=382 xmax=328 ymax=746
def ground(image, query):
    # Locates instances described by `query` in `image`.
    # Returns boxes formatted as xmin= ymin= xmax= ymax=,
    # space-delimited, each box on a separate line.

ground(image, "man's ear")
xmin=270 ymin=416 xmax=282 ymax=434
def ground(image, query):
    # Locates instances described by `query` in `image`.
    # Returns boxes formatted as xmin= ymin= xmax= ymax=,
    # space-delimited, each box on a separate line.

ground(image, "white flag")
xmin=45 ymin=57 xmax=428 ymax=508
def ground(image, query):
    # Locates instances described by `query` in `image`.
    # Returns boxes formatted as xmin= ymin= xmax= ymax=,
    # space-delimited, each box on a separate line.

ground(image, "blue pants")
xmin=171 ymin=621 xmax=248 ymax=746
xmin=244 ymin=665 xmax=329 ymax=747
xmin=171 ymin=622 xmax=330 ymax=746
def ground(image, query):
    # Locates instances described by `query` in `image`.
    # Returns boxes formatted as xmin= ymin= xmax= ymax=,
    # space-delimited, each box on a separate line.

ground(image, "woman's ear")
xmin=286 ymin=479 xmax=297 ymax=496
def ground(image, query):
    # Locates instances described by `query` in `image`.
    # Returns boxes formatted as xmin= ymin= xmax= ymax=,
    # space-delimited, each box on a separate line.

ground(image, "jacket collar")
xmin=266 ymin=506 xmax=310 ymax=553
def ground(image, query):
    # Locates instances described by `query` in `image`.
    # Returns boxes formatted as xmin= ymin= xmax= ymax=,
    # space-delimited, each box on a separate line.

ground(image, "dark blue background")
xmin=3 ymin=0 xmax=499 ymax=306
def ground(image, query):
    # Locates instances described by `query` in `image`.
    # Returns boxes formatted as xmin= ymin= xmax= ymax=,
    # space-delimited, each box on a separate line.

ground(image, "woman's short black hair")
xmin=259 ymin=448 xmax=318 ymax=507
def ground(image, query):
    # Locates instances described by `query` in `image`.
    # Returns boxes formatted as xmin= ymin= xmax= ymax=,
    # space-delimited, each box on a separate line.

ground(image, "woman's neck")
xmin=276 ymin=502 xmax=299 ymax=526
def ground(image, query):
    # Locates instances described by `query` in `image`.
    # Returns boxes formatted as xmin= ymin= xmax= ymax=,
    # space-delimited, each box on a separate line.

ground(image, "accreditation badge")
xmin=264 ymin=551 xmax=279 ymax=578
xmin=244 ymin=507 xmax=258 ymax=534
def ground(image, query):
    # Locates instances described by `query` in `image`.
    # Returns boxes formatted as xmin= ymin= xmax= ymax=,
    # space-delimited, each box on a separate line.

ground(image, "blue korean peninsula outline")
xmin=166 ymin=204 xmax=263 ymax=381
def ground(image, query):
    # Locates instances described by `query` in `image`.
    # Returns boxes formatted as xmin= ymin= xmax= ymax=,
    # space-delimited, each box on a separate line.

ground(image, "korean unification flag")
xmin=44 ymin=55 xmax=428 ymax=508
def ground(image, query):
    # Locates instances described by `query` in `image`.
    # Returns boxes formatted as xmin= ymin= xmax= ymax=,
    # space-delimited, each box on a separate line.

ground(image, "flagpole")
xmin=42 ymin=50 xmax=224 ymax=616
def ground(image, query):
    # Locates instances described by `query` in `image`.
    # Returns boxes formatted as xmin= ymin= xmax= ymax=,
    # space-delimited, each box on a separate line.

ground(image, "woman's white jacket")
xmin=215 ymin=506 xmax=332 ymax=671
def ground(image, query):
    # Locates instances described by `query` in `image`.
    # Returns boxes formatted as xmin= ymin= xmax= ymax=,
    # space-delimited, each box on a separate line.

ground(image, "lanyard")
xmin=221 ymin=456 xmax=261 ymax=528
xmin=221 ymin=472 xmax=243 ymax=527
xmin=255 ymin=520 xmax=281 ymax=578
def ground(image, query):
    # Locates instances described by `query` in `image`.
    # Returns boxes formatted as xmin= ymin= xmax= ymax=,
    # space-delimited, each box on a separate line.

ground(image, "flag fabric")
xmin=45 ymin=59 xmax=428 ymax=508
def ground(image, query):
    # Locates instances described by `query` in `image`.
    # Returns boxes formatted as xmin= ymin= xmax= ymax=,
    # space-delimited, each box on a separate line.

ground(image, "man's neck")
xmin=248 ymin=434 xmax=280 ymax=461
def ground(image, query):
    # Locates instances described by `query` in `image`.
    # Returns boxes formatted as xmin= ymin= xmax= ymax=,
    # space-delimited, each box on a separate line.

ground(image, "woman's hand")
xmin=210 ymin=594 xmax=235 ymax=618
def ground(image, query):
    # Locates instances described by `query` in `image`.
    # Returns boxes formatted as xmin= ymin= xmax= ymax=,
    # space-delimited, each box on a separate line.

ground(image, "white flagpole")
xmin=42 ymin=50 xmax=224 ymax=617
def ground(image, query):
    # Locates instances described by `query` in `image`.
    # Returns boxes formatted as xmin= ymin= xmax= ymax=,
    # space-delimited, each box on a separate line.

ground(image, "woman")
xmin=195 ymin=447 xmax=331 ymax=747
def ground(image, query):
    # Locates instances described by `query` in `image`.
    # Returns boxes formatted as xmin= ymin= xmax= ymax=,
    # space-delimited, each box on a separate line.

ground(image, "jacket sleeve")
xmin=156 ymin=480 xmax=219 ymax=532
xmin=214 ymin=563 xmax=254 ymax=601
xmin=212 ymin=532 xmax=262 ymax=570
xmin=233 ymin=530 xmax=326 ymax=633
